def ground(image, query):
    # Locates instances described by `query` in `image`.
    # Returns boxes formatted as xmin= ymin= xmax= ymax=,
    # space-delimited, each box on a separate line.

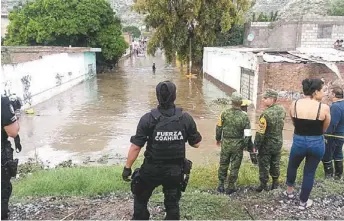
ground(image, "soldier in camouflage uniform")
xmin=216 ymin=92 xmax=253 ymax=195
xmin=254 ymin=89 xmax=286 ymax=192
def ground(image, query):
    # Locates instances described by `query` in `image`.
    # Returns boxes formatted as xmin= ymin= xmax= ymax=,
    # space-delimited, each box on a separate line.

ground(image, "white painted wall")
xmin=1 ymin=52 xmax=96 ymax=109
xmin=203 ymin=47 xmax=259 ymax=107
xmin=1 ymin=17 xmax=9 ymax=38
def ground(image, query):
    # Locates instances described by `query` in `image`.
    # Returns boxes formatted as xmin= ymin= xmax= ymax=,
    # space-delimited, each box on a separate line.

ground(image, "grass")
xmin=188 ymin=148 xmax=327 ymax=191
xmin=13 ymin=148 xmax=338 ymax=198
xmin=149 ymin=191 xmax=252 ymax=220
xmin=11 ymin=149 xmax=344 ymax=220
xmin=13 ymin=166 xmax=130 ymax=197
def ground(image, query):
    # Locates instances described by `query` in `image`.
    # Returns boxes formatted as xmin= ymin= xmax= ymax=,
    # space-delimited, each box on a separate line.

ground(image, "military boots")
xmin=323 ymin=161 xmax=334 ymax=178
xmin=334 ymin=160 xmax=343 ymax=180
xmin=271 ymin=179 xmax=279 ymax=190
xmin=217 ymin=181 xmax=225 ymax=193
xmin=225 ymin=188 xmax=237 ymax=195
xmin=255 ymin=184 xmax=269 ymax=192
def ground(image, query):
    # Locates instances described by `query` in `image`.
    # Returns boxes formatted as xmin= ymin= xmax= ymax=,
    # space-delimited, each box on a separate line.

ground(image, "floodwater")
xmin=14 ymin=53 xmax=294 ymax=166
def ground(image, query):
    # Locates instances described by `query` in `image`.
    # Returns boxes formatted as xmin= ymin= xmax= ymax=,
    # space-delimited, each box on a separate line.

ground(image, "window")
xmin=240 ymin=68 xmax=255 ymax=100
xmin=317 ymin=25 xmax=333 ymax=39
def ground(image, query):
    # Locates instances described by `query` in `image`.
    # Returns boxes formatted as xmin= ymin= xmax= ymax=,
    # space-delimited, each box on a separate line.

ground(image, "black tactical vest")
xmin=145 ymin=108 xmax=186 ymax=162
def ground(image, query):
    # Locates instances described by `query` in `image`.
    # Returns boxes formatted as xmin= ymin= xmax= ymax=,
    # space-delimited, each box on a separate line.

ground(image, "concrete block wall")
xmin=301 ymin=23 xmax=344 ymax=48
xmin=244 ymin=16 xmax=344 ymax=49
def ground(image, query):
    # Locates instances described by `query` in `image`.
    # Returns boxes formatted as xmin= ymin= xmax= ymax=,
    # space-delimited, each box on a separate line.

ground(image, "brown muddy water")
xmin=13 ymin=54 xmax=294 ymax=167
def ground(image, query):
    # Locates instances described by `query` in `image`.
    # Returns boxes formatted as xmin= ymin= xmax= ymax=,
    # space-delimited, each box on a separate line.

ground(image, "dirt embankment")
xmin=10 ymin=184 xmax=344 ymax=220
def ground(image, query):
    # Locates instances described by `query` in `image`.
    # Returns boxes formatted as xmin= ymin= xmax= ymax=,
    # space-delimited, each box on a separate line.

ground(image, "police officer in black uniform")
xmin=122 ymin=80 xmax=202 ymax=220
xmin=1 ymin=95 xmax=20 ymax=220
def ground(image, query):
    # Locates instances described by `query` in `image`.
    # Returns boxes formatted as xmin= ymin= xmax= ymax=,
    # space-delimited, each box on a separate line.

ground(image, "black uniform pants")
xmin=1 ymin=145 xmax=14 ymax=220
xmin=323 ymin=138 xmax=344 ymax=162
xmin=133 ymin=161 xmax=182 ymax=220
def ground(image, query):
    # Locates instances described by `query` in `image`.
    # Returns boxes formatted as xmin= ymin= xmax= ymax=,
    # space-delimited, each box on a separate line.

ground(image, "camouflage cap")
xmin=263 ymin=89 xmax=278 ymax=98
xmin=231 ymin=92 xmax=243 ymax=103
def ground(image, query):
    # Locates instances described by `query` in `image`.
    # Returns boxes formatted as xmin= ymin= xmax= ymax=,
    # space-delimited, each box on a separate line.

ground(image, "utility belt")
xmin=1 ymin=143 xmax=19 ymax=178
xmin=145 ymin=157 xmax=184 ymax=165
xmin=130 ymin=158 xmax=193 ymax=195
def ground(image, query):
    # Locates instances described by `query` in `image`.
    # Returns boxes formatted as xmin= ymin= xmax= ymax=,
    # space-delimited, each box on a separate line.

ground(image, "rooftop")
xmin=205 ymin=46 xmax=344 ymax=63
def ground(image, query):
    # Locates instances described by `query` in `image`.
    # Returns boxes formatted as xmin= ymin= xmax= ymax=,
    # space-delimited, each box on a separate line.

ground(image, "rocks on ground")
xmin=10 ymin=187 xmax=344 ymax=220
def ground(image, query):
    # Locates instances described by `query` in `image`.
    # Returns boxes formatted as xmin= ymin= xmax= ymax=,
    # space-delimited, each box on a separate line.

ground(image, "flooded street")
xmin=15 ymin=54 xmax=294 ymax=166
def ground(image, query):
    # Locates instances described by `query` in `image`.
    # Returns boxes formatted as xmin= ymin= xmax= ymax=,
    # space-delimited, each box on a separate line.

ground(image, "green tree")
xmin=214 ymin=25 xmax=244 ymax=47
xmin=5 ymin=0 xmax=128 ymax=65
xmin=123 ymin=26 xmax=141 ymax=38
xmin=328 ymin=0 xmax=344 ymax=16
xmin=134 ymin=0 xmax=251 ymax=64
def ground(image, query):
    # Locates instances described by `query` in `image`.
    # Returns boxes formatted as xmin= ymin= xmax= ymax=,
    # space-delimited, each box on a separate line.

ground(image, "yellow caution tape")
xmin=324 ymin=134 xmax=344 ymax=139
xmin=251 ymin=128 xmax=344 ymax=139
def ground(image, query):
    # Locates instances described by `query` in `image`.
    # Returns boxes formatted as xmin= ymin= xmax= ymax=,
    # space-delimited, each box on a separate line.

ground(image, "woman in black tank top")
xmin=284 ymin=78 xmax=330 ymax=210
xmin=292 ymin=100 xmax=324 ymax=136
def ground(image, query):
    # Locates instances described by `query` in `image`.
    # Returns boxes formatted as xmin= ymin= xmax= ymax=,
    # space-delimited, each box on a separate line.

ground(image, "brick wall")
xmin=257 ymin=62 xmax=344 ymax=110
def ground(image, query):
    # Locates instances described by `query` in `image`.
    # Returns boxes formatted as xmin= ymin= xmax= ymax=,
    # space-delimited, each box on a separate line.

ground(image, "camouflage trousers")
xmin=218 ymin=146 xmax=243 ymax=189
xmin=258 ymin=151 xmax=281 ymax=185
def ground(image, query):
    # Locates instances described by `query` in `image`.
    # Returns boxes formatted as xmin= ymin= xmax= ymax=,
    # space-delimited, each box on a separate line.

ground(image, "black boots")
xmin=255 ymin=184 xmax=269 ymax=192
xmin=323 ymin=161 xmax=334 ymax=178
xmin=334 ymin=160 xmax=343 ymax=180
xmin=217 ymin=181 xmax=237 ymax=195
xmin=323 ymin=160 xmax=343 ymax=179
xmin=217 ymin=182 xmax=225 ymax=193
xmin=256 ymin=179 xmax=279 ymax=192
xmin=225 ymin=189 xmax=237 ymax=195
xmin=271 ymin=179 xmax=279 ymax=190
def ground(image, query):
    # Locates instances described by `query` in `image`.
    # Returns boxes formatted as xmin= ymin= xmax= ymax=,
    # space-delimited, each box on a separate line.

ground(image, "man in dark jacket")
xmin=323 ymin=86 xmax=344 ymax=179
xmin=122 ymin=81 xmax=202 ymax=220
xmin=1 ymin=95 xmax=20 ymax=220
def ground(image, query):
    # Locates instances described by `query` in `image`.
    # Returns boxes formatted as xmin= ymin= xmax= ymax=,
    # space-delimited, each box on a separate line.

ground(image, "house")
xmin=243 ymin=16 xmax=344 ymax=49
xmin=203 ymin=16 xmax=344 ymax=110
